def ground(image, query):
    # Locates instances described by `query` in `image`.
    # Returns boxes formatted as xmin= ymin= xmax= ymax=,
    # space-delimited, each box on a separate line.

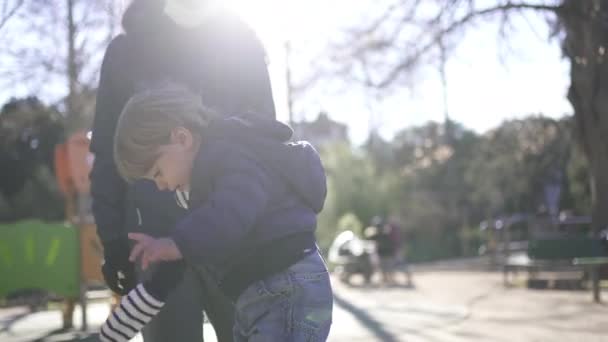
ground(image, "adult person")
xmin=364 ymin=216 xmax=397 ymax=284
xmin=89 ymin=1 xmax=276 ymax=341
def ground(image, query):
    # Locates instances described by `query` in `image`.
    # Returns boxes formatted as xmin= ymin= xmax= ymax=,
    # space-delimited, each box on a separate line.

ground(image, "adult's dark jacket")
xmin=90 ymin=2 xmax=276 ymax=244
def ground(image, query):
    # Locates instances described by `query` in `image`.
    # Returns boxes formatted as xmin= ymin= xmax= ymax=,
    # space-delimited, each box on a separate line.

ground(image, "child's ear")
xmin=171 ymin=127 xmax=193 ymax=148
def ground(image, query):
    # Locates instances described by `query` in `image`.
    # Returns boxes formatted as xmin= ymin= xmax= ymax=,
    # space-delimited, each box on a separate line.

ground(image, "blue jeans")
xmin=233 ymin=251 xmax=333 ymax=341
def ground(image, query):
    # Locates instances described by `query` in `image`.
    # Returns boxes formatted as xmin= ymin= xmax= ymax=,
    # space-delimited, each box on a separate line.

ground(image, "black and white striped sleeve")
xmin=100 ymin=284 xmax=165 ymax=342
xmin=175 ymin=190 xmax=190 ymax=209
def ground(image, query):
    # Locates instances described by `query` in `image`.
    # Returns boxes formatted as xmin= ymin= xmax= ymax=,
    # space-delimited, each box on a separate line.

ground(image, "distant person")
xmin=363 ymin=216 xmax=383 ymax=282
xmin=99 ymin=85 xmax=333 ymax=342
xmin=364 ymin=216 xmax=397 ymax=284
xmin=386 ymin=219 xmax=413 ymax=287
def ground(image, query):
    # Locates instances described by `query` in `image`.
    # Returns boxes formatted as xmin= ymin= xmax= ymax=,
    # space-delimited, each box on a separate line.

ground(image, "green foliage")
xmin=336 ymin=212 xmax=364 ymax=237
xmin=317 ymin=115 xmax=590 ymax=261
xmin=316 ymin=142 xmax=395 ymax=251
xmin=465 ymin=116 xmax=571 ymax=216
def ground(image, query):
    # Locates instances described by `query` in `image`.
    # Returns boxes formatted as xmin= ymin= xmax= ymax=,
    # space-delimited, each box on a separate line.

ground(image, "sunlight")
xmin=220 ymin=0 xmax=347 ymax=43
xmin=217 ymin=0 xmax=356 ymax=125
xmin=216 ymin=0 xmax=336 ymax=124
xmin=221 ymin=0 xmax=294 ymax=42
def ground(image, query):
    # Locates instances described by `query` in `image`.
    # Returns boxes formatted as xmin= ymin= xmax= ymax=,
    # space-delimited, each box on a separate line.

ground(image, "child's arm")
xmin=171 ymin=153 xmax=272 ymax=266
xmin=99 ymin=261 xmax=184 ymax=342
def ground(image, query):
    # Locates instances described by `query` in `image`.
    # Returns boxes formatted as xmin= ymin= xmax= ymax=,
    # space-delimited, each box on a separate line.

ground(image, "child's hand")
xmin=128 ymin=233 xmax=183 ymax=270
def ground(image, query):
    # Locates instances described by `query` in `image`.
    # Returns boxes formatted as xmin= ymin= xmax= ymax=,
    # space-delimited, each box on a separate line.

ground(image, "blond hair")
xmin=114 ymin=83 xmax=215 ymax=182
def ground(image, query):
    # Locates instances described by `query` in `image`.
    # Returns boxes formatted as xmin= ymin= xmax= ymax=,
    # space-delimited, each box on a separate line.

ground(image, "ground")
xmin=2 ymin=261 xmax=608 ymax=341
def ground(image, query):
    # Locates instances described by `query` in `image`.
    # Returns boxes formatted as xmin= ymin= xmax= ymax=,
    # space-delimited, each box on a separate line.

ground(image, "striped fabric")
xmin=175 ymin=190 xmax=190 ymax=209
xmin=100 ymin=284 xmax=165 ymax=342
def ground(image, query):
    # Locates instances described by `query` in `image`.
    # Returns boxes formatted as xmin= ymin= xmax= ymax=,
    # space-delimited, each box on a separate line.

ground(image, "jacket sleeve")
xmin=89 ymin=35 xmax=132 ymax=244
xmin=171 ymin=150 xmax=271 ymax=266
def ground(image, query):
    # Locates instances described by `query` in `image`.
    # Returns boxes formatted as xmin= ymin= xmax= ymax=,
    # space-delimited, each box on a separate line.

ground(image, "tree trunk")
xmin=66 ymin=0 xmax=78 ymax=123
xmin=562 ymin=0 xmax=608 ymax=234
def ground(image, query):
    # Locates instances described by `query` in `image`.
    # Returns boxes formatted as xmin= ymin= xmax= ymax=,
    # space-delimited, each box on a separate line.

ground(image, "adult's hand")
xmin=101 ymin=238 xmax=137 ymax=295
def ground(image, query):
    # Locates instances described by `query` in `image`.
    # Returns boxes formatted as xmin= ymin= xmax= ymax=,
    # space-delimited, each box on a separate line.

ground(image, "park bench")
xmin=503 ymin=236 xmax=608 ymax=302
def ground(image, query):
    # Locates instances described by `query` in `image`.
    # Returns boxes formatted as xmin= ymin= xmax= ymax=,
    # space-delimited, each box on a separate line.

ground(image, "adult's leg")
xmin=128 ymin=182 xmax=204 ymax=341
xmin=193 ymin=266 xmax=235 ymax=342
xmin=138 ymin=264 xmax=205 ymax=342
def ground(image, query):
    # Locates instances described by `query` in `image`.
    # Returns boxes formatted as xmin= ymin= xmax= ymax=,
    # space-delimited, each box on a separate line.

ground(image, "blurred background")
xmin=1 ymin=0 xmax=608 ymax=341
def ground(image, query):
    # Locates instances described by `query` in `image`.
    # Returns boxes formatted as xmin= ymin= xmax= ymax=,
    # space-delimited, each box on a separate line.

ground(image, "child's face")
xmin=146 ymin=127 xmax=199 ymax=192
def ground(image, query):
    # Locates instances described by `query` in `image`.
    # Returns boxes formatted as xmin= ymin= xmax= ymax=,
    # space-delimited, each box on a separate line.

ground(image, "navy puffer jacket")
xmin=172 ymin=117 xmax=327 ymax=275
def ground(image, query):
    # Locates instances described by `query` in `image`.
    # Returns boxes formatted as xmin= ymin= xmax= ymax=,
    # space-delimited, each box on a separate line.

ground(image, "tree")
xmin=1 ymin=0 xmax=121 ymax=130
xmin=465 ymin=116 xmax=571 ymax=217
xmin=316 ymin=142 xmax=396 ymax=250
xmin=0 ymin=97 xmax=65 ymax=221
xmin=561 ymin=0 xmax=608 ymax=234
xmin=315 ymin=114 xmax=586 ymax=259
xmin=564 ymin=141 xmax=592 ymax=215
xmin=387 ymin=121 xmax=480 ymax=259
xmin=0 ymin=0 xmax=24 ymax=30
xmin=329 ymin=0 xmax=608 ymax=234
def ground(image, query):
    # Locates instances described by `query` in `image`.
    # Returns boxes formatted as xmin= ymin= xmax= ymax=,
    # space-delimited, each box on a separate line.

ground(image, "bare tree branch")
xmin=380 ymin=2 xmax=563 ymax=87
xmin=1 ymin=0 xmax=120 ymax=114
xmin=332 ymin=1 xmax=565 ymax=90
xmin=0 ymin=0 xmax=24 ymax=31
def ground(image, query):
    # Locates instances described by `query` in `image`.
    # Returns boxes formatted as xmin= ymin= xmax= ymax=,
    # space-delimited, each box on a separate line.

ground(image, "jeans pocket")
xmin=235 ymin=272 xmax=293 ymax=319
xmin=290 ymin=267 xmax=333 ymax=341
xmin=259 ymin=271 xmax=294 ymax=297
xmin=234 ymin=274 xmax=293 ymax=341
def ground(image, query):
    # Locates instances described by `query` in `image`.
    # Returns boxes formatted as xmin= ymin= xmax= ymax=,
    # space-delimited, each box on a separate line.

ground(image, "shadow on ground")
xmin=30 ymin=328 xmax=100 ymax=342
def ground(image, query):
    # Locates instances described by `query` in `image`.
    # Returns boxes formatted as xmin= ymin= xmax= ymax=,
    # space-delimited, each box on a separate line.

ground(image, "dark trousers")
xmin=193 ymin=266 xmax=236 ymax=342
xmin=128 ymin=182 xmax=235 ymax=341
xmin=136 ymin=264 xmax=235 ymax=342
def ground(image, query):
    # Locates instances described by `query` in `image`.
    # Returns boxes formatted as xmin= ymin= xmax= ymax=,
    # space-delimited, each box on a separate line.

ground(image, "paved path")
xmin=330 ymin=271 xmax=608 ymax=341
xmin=2 ymin=270 xmax=608 ymax=341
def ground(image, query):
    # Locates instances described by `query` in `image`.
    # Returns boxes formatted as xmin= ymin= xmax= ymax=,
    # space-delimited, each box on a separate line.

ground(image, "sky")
xmin=224 ymin=0 xmax=572 ymax=144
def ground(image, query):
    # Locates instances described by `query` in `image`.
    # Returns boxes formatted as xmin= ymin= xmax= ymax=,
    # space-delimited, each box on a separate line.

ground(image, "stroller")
xmin=328 ymin=230 xmax=374 ymax=285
